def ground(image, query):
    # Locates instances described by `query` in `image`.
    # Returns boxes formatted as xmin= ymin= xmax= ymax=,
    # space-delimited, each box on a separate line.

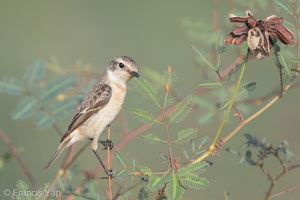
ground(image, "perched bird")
xmin=44 ymin=56 xmax=139 ymax=174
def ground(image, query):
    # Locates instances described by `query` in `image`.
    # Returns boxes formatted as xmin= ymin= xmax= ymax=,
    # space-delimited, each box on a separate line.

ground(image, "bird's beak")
xmin=129 ymin=71 xmax=140 ymax=78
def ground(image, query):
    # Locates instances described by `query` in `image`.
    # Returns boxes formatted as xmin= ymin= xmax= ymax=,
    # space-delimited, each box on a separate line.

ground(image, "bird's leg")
xmin=92 ymin=149 xmax=113 ymax=178
xmin=89 ymin=138 xmax=113 ymax=150
xmin=99 ymin=139 xmax=113 ymax=150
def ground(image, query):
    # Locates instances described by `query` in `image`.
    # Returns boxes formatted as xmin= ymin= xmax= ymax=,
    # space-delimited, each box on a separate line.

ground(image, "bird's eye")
xmin=119 ymin=63 xmax=125 ymax=68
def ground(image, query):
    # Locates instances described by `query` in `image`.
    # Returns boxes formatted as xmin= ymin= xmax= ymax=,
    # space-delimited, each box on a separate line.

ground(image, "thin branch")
xmin=0 ymin=129 xmax=39 ymax=189
xmin=269 ymin=183 xmax=300 ymax=199
xmin=162 ymin=110 xmax=174 ymax=171
xmin=107 ymin=125 xmax=113 ymax=200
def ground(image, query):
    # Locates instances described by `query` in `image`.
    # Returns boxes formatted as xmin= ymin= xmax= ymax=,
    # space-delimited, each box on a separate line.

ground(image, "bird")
xmin=44 ymin=56 xmax=139 ymax=175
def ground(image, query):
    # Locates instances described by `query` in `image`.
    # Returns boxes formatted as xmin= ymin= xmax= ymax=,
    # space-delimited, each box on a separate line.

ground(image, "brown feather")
xmin=60 ymin=77 xmax=112 ymax=142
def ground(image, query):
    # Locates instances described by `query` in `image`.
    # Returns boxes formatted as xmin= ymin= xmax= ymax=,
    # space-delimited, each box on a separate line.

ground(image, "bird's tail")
xmin=44 ymin=137 xmax=72 ymax=171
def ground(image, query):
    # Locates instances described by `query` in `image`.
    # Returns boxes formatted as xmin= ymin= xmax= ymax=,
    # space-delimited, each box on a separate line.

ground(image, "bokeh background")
xmin=1 ymin=0 xmax=300 ymax=199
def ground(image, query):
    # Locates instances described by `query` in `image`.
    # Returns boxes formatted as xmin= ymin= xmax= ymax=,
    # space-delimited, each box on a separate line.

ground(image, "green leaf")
xmin=163 ymin=68 xmax=177 ymax=86
xmin=179 ymin=173 xmax=209 ymax=190
xmin=148 ymin=174 xmax=167 ymax=192
xmin=51 ymin=97 xmax=80 ymax=119
xmin=224 ymin=190 xmax=231 ymax=200
xmin=198 ymin=136 xmax=209 ymax=150
xmin=240 ymin=82 xmax=256 ymax=97
xmin=169 ymin=95 xmax=194 ymax=124
xmin=178 ymin=161 xmax=209 ymax=175
xmin=33 ymin=97 xmax=79 ymax=130
xmin=141 ymin=134 xmax=162 ymax=144
xmin=182 ymin=149 xmax=190 ymax=160
xmin=175 ymin=128 xmax=198 ymax=144
xmin=197 ymin=81 xmax=222 ymax=88
xmin=193 ymin=97 xmax=215 ymax=109
xmin=0 ymin=77 xmax=24 ymax=95
xmin=191 ymin=45 xmax=216 ymax=71
xmin=40 ymin=75 xmax=77 ymax=102
xmin=114 ymin=151 xmax=127 ymax=168
xmin=16 ymin=179 xmax=29 ymax=190
xmin=130 ymin=108 xmax=162 ymax=126
xmin=279 ymin=54 xmax=291 ymax=76
xmin=220 ymin=99 xmax=230 ymax=111
xmin=138 ymin=187 xmax=149 ymax=200
xmin=137 ymin=165 xmax=152 ymax=174
xmin=115 ymin=169 xmax=128 ymax=178
xmin=166 ymin=173 xmax=185 ymax=200
xmin=289 ymin=58 xmax=300 ymax=64
xmin=23 ymin=59 xmax=45 ymax=87
xmin=227 ymin=62 xmax=242 ymax=81
xmin=215 ymin=35 xmax=226 ymax=55
xmin=134 ymin=77 xmax=160 ymax=106
xmin=34 ymin=111 xmax=54 ymax=130
xmin=11 ymin=96 xmax=39 ymax=120
xmin=197 ymin=111 xmax=215 ymax=125
xmin=274 ymin=0 xmax=293 ymax=15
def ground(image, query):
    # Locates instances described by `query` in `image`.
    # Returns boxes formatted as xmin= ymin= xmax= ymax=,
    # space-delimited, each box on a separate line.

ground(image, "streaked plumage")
xmin=44 ymin=56 xmax=139 ymax=170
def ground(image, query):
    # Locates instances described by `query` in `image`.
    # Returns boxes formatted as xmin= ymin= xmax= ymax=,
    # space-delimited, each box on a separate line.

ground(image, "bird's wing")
xmin=60 ymin=83 xmax=112 ymax=142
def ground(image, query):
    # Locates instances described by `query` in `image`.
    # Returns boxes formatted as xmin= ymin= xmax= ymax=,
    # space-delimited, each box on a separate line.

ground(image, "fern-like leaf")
xmin=34 ymin=111 xmax=54 ymax=130
xmin=274 ymin=0 xmax=293 ymax=15
xmin=0 ymin=77 xmax=24 ymax=95
xmin=16 ymin=179 xmax=34 ymax=200
xmin=180 ymin=161 xmax=209 ymax=175
xmin=148 ymin=174 xmax=168 ymax=192
xmin=141 ymin=134 xmax=163 ymax=144
xmin=197 ymin=81 xmax=222 ymax=88
xmin=142 ymin=66 xmax=165 ymax=89
xmin=23 ymin=59 xmax=45 ymax=88
xmin=115 ymin=169 xmax=128 ymax=178
xmin=133 ymin=77 xmax=160 ymax=106
xmin=240 ymin=82 xmax=256 ymax=97
xmin=191 ymin=45 xmax=216 ymax=71
xmin=51 ymin=97 xmax=80 ymax=119
xmin=130 ymin=108 xmax=162 ymax=126
xmin=215 ymin=35 xmax=226 ymax=55
xmin=197 ymin=111 xmax=214 ymax=125
xmin=175 ymin=128 xmax=198 ymax=144
xmin=163 ymin=68 xmax=177 ymax=86
xmin=227 ymin=62 xmax=242 ymax=81
xmin=198 ymin=136 xmax=209 ymax=150
xmin=33 ymin=97 xmax=80 ymax=129
xmin=11 ymin=96 xmax=39 ymax=120
xmin=166 ymin=173 xmax=185 ymax=200
xmin=16 ymin=179 xmax=29 ymax=190
xmin=179 ymin=173 xmax=209 ymax=190
xmin=169 ymin=95 xmax=194 ymax=124
xmin=40 ymin=75 xmax=77 ymax=102
xmin=114 ymin=151 xmax=127 ymax=168
xmin=138 ymin=187 xmax=149 ymax=200
xmin=137 ymin=165 xmax=152 ymax=174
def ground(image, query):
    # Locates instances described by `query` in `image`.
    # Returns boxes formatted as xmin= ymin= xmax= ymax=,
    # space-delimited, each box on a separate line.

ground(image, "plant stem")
xmin=162 ymin=110 xmax=174 ymax=171
xmin=0 ymin=129 xmax=39 ymax=189
xmin=192 ymin=52 xmax=249 ymax=164
xmin=211 ymin=52 xmax=249 ymax=149
xmin=107 ymin=125 xmax=113 ymax=200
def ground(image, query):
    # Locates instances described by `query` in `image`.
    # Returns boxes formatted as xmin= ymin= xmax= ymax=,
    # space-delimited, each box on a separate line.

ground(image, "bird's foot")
xmin=99 ymin=139 xmax=114 ymax=150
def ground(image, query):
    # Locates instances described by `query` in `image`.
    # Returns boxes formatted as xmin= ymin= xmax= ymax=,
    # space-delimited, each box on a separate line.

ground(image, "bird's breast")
xmin=80 ymin=86 xmax=127 ymax=139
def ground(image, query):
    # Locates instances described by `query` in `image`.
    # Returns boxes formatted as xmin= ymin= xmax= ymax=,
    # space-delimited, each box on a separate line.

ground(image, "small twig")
xmin=269 ymin=183 xmax=300 ymax=199
xmin=216 ymin=71 xmax=245 ymax=122
xmin=107 ymin=125 xmax=113 ymax=200
xmin=0 ymin=129 xmax=39 ymax=189
xmin=162 ymin=110 xmax=174 ymax=171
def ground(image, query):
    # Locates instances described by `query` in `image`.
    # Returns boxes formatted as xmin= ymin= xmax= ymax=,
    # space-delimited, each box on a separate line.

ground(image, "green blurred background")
xmin=1 ymin=0 xmax=300 ymax=199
